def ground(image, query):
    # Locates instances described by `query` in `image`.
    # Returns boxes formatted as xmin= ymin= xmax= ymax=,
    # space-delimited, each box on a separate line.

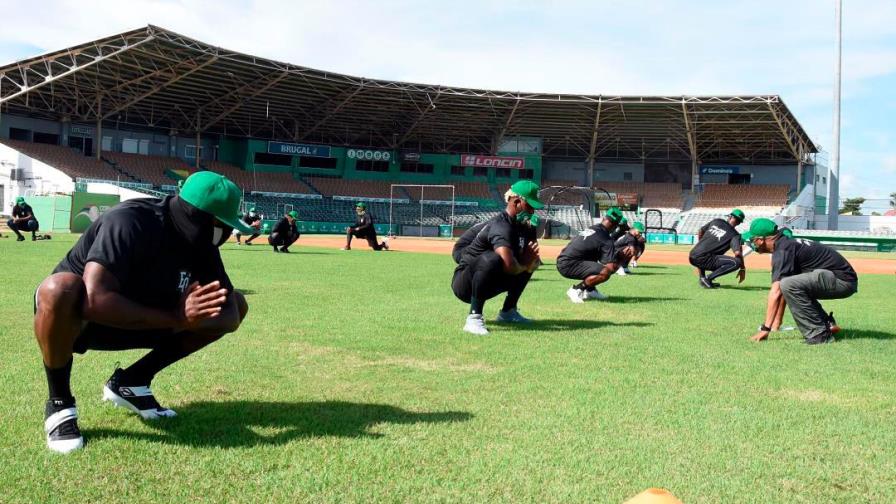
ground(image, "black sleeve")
xmin=599 ymin=239 xmax=617 ymax=264
xmin=84 ymin=211 xmax=152 ymax=286
xmin=193 ymin=248 xmax=234 ymax=292
xmin=487 ymin=220 xmax=514 ymax=250
xmin=730 ymin=234 xmax=744 ymax=266
xmin=699 ymin=221 xmax=710 ymax=235
xmin=273 ymin=218 xmax=288 ymax=234
xmin=771 ymin=243 xmax=796 ymax=282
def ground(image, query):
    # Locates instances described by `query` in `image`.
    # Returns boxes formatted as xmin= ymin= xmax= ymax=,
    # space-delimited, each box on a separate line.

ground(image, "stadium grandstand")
xmin=2 ymin=24 xmax=837 ymax=241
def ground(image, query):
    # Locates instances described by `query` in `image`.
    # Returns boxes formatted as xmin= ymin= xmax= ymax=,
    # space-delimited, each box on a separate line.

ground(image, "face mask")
xmin=515 ymin=211 xmax=532 ymax=224
xmin=170 ymin=196 xmax=215 ymax=248
xmin=212 ymin=224 xmax=232 ymax=247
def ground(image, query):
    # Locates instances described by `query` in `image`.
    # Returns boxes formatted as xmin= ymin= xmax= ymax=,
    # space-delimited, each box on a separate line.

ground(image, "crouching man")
xmin=34 ymin=171 xmax=252 ymax=453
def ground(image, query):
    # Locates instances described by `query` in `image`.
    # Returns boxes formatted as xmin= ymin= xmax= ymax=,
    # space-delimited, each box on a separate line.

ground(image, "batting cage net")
xmin=388 ymin=184 xmax=456 ymax=238
xmin=537 ymin=185 xmax=595 ymax=240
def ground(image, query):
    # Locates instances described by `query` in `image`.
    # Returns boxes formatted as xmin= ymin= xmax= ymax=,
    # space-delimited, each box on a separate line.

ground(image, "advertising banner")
xmin=267 ymin=141 xmax=331 ymax=158
xmin=70 ymin=192 xmax=120 ymax=232
xmin=459 ymin=154 xmax=525 ymax=169
xmin=347 ymin=149 xmax=392 ymax=162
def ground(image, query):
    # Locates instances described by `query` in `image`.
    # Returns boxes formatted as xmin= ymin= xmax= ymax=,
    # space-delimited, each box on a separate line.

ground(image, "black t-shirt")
xmin=12 ymin=204 xmax=35 ymax=220
xmin=354 ymin=213 xmax=374 ymax=231
xmin=771 ymin=235 xmax=858 ymax=283
xmin=53 ymin=197 xmax=233 ymax=310
xmin=459 ymin=211 xmax=530 ymax=267
xmin=558 ymin=224 xmax=617 ymax=265
xmin=453 ymin=222 xmax=487 ymax=264
xmin=272 ymin=217 xmax=297 ymax=236
xmin=690 ymin=218 xmax=741 ymax=259
xmin=615 ymin=232 xmax=645 ymax=255
xmin=610 ymin=222 xmax=630 ymax=241
xmin=242 ymin=214 xmax=261 ymax=226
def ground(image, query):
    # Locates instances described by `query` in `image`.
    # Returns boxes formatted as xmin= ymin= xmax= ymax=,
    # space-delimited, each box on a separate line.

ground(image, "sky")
xmin=0 ymin=0 xmax=894 ymax=210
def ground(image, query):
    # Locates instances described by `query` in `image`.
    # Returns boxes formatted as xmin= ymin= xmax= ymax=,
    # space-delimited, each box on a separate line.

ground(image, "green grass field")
xmin=2 ymin=234 xmax=895 ymax=503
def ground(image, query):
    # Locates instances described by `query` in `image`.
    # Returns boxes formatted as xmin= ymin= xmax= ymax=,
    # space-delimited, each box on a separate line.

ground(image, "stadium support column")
xmin=95 ymin=94 xmax=102 ymax=160
xmin=827 ymin=0 xmax=842 ymax=230
xmin=195 ymin=110 xmax=201 ymax=169
xmin=587 ymin=99 xmax=602 ymax=186
xmin=682 ymin=99 xmax=699 ymax=192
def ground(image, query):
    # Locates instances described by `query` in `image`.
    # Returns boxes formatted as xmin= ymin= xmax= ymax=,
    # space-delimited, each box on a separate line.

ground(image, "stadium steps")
xmin=296 ymin=176 xmax=323 ymax=196
xmin=681 ymin=190 xmax=697 ymax=211
xmin=100 ymin=156 xmax=144 ymax=184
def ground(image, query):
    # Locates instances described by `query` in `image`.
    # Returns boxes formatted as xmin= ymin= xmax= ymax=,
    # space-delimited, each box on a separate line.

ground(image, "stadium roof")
xmin=0 ymin=25 xmax=816 ymax=164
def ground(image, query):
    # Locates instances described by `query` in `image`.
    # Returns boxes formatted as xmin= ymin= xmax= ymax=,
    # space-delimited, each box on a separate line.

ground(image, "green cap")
xmin=604 ymin=207 xmax=624 ymax=224
xmin=15 ymin=196 xmax=25 ymax=205
xmin=729 ymin=208 xmax=745 ymax=223
xmin=288 ymin=210 xmax=298 ymax=219
xmin=509 ymin=180 xmax=544 ymax=209
xmin=179 ymin=171 xmax=253 ymax=233
xmin=632 ymin=222 xmax=645 ymax=232
xmin=249 ymin=207 xmax=256 ymax=213
xmin=741 ymin=217 xmax=778 ymax=242
xmin=355 ymin=202 xmax=367 ymax=209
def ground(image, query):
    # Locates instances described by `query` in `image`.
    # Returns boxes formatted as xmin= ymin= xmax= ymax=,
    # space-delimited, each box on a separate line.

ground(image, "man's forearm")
xmin=763 ymin=282 xmax=783 ymax=328
xmin=83 ymin=290 xmax=180 ymax=330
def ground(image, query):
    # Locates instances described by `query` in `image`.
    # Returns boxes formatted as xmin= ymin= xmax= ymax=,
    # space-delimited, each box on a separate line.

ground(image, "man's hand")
xmin=180 ymin=281 xmax=228 ymax=330
xmin=751 ymin=330 xmax=770 ymax=342
xmin=345 ymin=226 xmax=353 ymax=233
xmin=617 ymin=246 xmax=636 ymax=262
xmin=521 ymin=242 xmax=540 ymax=271
xmin=737 ymin=269 xmax=746 ymax=284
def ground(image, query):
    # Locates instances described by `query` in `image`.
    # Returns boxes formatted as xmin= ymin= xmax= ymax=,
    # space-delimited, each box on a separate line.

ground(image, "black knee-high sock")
xmin=574 ymin=281 xmax=589 ymax=291
xmin=45 ymin=358 xmax=73 ymax=401
xmin=123 ymin=344 xmax=193 ymax=385
xmin=469 ymin=296 xmax=485 ymax=315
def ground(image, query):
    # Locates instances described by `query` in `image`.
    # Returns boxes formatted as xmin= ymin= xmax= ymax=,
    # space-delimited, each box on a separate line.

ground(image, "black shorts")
xmin=34 ymin=285 xmax=172 ymax=354
xmin=556 ymin=257 xmax=606 ymax=280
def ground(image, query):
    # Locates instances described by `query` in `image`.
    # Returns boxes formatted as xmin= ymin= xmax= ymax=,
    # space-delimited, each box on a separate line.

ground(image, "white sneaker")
xmin=463 ymin=314 xmax=489 ymax=335
xmin=381 ymin=238 xmax=389 ymax=251
xmin=496 ymin=308 xmax=532 ymax=324
xmin=630 ymin=260 xmax=638 ymax=268
xmin=566 ymin=287 xmax=586 ymax=304
xmin=616 ymin=268 xmax=628 ymax=276
xmin=586 ymin=289 xmax=609 ymax=300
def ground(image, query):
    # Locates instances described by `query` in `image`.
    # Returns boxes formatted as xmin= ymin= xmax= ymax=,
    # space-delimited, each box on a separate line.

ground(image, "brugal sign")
xmin=268 ymin=141 xmax=332 ymax=157
xmin=460 ymin=155 xmax=525 ymax=169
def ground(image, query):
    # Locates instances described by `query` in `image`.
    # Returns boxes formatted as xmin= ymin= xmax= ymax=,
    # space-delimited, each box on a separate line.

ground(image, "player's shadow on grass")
xmin=714 ymin=285 xmax=769 ymax=292
xmin=600 ymin=296 xmax=686 ymax=303
xmin=84 ymin=401 xmax=472 ymax=448
xmin=840 ymin=329 xmax=896 ymax=340
xmin=498 ymin=319 xmax=653 ymax=331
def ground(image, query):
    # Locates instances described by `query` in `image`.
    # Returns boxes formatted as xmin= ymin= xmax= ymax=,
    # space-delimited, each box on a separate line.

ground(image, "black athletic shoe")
xmin=272 ymin=246 xmax=280 ymax=253
xmin=805 ymin=332 xmax=835 ymax=345
xmin=699 ymin=277 xmax=716 ymax=289
xmin=17 ymin=235 xmax=25 ymax=241
xmin=45 ymin=397 xmax=84 ymax=453
xmin=280 ymin=247 xmax=291 ymax=253
xmin=102 ymin=368 xmax=176 ymax=420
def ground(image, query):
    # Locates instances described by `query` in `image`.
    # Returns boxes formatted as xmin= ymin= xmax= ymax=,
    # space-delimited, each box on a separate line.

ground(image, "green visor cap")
xmin=729 ymin=208 xmax=746 ymax=222
xmin=15 ymin=196 xmax=25 ymax=204
xmin=355 ymin=202 xmax=367 ymax=209
xmin=741 ymin=217 xmax=778 ymax=242
xmin=288 ymin=210 xmax=298 ymax=219
xmin=604 ymin=207 xmax=624 ymax=223
xmin=632 ymin=222 xmax=645 ymax=232
xmin=179 ymin=171 xmax=253 ymax=234
xmin=509 ymin=180 xmax=544 ymax=209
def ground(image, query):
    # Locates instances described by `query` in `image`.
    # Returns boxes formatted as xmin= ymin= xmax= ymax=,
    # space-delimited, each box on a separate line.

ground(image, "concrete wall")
xmin=542 ymin=159 xmax=646 ymax=185
xmin=0 ymin=143 xmax=76 ymax=214
xmin=1 ymin=114 xmax=215 ymax=163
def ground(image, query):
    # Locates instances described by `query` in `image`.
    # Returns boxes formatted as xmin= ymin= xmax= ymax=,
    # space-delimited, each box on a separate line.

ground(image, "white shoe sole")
xmin=47 ymin=436 xmax=84 ymax=454
xmin=102 ymin=386 xmax=176 ymax=420
xmin=463 ymin=322 xmax=489 ymax=335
